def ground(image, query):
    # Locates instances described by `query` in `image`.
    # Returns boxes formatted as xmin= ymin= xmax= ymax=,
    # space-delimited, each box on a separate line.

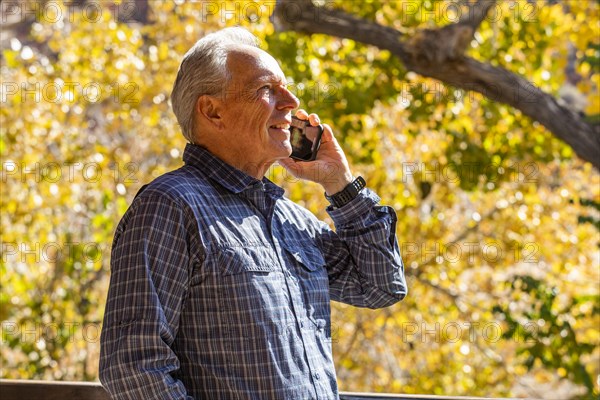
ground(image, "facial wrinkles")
xmin=220 ymin=48 xmax=293 ymax=171
xmin=246 ymin=52 xmax=285 ymax=99
xmin=227 ymin=53 xmax=285 ymax=121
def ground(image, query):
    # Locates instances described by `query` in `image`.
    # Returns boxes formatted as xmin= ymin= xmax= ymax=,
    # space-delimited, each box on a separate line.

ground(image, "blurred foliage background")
xmin=1 ymin=0 xmax=598 ymax=398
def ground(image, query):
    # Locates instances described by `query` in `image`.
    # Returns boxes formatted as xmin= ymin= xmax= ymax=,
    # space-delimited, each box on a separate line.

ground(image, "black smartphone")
xmin=289 ymin=116 xmax=324 ymax=161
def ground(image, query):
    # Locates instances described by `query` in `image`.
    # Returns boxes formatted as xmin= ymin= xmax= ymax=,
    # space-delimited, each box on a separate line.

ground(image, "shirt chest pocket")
xmin=216 ymin=244 xmax=282 ymax=276
xmin=285 ymin=244 xmax=332 ymax=325
xmin=206 ymin=244 xmax=294 ymax=336
xmin=287 ymin=244 xmax=326 ymax=273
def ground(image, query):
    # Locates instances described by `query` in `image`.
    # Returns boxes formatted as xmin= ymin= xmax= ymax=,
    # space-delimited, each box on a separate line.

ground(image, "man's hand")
xmin=279 ymin=109 xmax=354 ymax=195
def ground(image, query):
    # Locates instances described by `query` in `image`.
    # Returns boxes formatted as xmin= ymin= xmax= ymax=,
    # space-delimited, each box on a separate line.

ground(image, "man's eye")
xmin=259 ymin=85 xmax=271 ymax=91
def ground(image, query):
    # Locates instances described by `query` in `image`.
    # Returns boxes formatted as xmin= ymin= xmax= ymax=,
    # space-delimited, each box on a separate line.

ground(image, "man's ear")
xmin=196 ymin=95 xmax=224 ymax=130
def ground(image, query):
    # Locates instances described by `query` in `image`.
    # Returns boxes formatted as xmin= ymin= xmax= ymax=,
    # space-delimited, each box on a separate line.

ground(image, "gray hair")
xmin=170 ymin=27 xmax=260 ymax=142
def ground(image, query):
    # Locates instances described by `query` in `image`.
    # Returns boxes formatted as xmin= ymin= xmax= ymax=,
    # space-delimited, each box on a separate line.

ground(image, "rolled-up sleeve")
xmin=100 ymin=194 xmax=195 ymax=399
xmin=318 ymin=188 xmax=407 ymax=308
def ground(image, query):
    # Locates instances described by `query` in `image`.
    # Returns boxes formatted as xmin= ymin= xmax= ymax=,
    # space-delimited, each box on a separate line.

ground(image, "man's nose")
xmin=277 ymin=87 xmax=300 ymax=110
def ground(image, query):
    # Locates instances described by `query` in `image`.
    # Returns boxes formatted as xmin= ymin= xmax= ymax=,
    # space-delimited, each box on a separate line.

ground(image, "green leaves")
xmin=494 ymin=275 xmax=598 ymax=396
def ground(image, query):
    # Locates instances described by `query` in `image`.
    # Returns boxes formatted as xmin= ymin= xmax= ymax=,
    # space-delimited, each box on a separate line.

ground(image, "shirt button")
xmin=299 ymin=322 xmax=304 ymax=329
xmin=314 ymin=372 xmax=320 ymax=380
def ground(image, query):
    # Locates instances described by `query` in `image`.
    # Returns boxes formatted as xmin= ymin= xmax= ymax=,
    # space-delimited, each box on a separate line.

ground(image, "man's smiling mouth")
xmin=270 ymin=123 xmax=290 ymax=130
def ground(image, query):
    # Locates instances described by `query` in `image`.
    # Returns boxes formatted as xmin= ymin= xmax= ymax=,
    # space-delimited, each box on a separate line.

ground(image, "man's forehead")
xmin=252 ymin=70 xmax=286 ymax=84
xmin=226 ymin=46 xmax=286 ymax=83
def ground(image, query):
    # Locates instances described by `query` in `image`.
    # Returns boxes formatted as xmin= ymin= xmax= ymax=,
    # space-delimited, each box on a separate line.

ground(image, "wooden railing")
xmin=0 ymin=379 xmax=509 ymax=400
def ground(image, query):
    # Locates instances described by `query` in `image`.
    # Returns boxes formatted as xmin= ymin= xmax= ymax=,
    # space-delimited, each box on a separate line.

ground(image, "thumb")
xmin=278 ymin=158 xmax=301 ymax=176
xmin=319 ymin=123 xmax=335 ymax=145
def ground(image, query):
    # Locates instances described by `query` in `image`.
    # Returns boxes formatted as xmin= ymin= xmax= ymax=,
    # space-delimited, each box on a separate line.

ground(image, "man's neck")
xmin=202 ymin=145 xmax=273 ymax=179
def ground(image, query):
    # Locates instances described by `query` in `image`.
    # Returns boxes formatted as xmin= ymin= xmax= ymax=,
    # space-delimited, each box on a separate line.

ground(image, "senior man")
xmin=100 ymin=27 xmax=407 ymax=399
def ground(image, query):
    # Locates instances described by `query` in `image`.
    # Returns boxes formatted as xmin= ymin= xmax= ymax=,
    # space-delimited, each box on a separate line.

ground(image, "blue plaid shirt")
xmin=100 ymin=143 xmax=406 ymax=399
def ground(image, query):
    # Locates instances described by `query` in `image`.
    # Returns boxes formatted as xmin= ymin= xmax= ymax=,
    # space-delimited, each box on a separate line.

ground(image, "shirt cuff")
xmin=326 ymin=188 xmax=381 ymax=226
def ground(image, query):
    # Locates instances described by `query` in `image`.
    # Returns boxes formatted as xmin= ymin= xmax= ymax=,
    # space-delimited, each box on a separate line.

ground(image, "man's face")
xmin=219 ymin=46 xmax=300 ymax=170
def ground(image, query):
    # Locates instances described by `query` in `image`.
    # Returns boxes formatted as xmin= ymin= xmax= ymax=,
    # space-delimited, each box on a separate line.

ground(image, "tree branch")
xmin=273 ymin=0 xmax=600 ymax=170
xmin=271 ymin=0 xmax=409 ymax=60
xmin=419 ymin=58 xmax=600 ymax=170
xmin=457 ymin=0 xmax=498 ymax=30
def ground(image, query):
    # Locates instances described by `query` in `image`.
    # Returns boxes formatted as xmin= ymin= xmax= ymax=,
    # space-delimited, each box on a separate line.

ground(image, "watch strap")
xmin=325 ymin=176 xmax=366 ymax=208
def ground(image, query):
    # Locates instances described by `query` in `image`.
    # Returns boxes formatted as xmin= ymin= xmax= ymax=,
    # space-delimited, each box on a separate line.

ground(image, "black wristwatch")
xmin=325 ymin=176 xmax=366 ymax=208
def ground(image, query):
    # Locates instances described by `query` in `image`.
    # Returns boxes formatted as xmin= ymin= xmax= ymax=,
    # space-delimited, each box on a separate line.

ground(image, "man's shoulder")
xmin=133 ymin=165 xmax=213 ymax=205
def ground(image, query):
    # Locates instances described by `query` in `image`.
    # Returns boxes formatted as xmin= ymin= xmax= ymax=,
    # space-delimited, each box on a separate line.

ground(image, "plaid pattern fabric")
xmin=100 ymin=143 xmax=406 ymax=399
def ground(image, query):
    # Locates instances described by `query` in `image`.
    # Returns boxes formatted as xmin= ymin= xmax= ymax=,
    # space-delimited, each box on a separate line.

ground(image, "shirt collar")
xmin=182 ymin=143 xmax=284 ymax=198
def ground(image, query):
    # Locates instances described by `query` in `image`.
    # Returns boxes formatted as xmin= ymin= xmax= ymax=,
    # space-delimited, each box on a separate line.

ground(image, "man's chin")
xmin=264 ymin=139 xmax=292 ymax=161
xmin=279 ymin=141 xmax=293 ymax=157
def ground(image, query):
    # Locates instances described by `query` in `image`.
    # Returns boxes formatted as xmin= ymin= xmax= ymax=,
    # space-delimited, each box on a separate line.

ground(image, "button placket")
xmin=270 ymin=225 xmax=328 ymax=397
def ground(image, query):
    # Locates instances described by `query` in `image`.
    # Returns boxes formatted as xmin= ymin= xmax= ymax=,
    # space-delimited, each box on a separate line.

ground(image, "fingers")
xmin=294 ymin=109 xmax=337 ymax=146
xmin=294 ymin=109 xmax=320 ymax=126
xmin=319 ymin=123 xmax=335 ymax=144
xmin=295 ymin=109 xmax=308 ymax=119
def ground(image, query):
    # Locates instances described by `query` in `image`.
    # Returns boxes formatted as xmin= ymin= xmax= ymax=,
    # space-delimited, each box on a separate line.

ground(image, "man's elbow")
xmin=366 ymin=284 xmax=407 ymax=309
xmin=376 ymin=264 xmax=409 ymax=308
xmin=387 ymin=285 xmax=408 ymax=306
